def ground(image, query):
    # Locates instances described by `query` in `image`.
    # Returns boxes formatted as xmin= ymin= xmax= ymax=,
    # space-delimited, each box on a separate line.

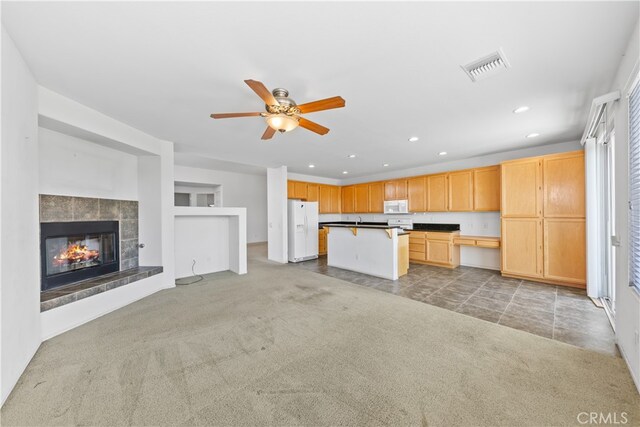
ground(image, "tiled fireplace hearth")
xmin=39 ymin=195 xmax=162 ymax=311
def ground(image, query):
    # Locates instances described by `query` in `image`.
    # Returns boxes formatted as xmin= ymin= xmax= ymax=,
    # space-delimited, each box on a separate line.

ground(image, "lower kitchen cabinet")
xmin=409 ymin=231 xmax=426 ymax=261
xmin=408 ymin=231 xmax=459 ymax=268
xmin=543 ymin=218 xmax=586 ymax=285
xmin=501 ymin=218 xmax=543 ymax=279
xmin=318 ymin=228 xmax=327 ymax=255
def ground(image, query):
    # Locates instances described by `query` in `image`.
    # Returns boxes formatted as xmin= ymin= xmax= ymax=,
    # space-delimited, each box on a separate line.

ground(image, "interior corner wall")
xmin=267 ymin=166 xmax=288 ymax=263
xmin=1 ymin=26 xmax=41 ymax=406
xmin=610 ymin=18 xmax=640 ymax=391
xmin=38 ymin=127 xmax=139 ymax=200
xmin=173 ymin=165 xmax=267 ymax=243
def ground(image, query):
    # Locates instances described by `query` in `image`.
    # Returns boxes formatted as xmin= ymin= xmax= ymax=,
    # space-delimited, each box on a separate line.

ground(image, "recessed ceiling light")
xmin=383 ymin=163 xmax=389 ymax=167
xmin=513 ymin=106 xmax=530 ymax=114
xmin=526 ymin=133 xmax=540 ymax=138
xmin=439 ymin=151 xmax=447 ymax=156
xmin=308 ymin=164 xmax=315 ymax=168
xmin=408 ymin=137 xmax=419 ymax=142
xmin=348 ymin=154 xmax=356 ymax=158
xmin=342 ymin=171 xmax=348 ymax=175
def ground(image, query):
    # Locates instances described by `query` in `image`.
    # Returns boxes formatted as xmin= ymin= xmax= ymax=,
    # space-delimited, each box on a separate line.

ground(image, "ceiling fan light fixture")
xmin=266 ymin=113 xmax=299 ymax=132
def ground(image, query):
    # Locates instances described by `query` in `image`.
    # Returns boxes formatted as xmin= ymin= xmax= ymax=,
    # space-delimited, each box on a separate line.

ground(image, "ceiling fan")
xmin=210 ymin=79 xmax=346 ymax=140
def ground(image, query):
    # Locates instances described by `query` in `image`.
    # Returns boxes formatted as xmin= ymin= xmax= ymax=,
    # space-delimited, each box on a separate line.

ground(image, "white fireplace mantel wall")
xmin=1 ymin=28 xmax=177 ymax=405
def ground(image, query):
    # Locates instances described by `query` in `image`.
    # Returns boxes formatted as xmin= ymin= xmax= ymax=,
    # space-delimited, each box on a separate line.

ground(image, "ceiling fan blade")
xmin=210 ymin=112 xmax=262 ymax=119
xmin=297 ymin=96 xmax=345 ymax=114
xmin=261 ymin=126 xmax=276 ymax=140
xmin=299 ymin=117 xmax=330 ymax=135
xmin=244 ymin=79 xmax=279 ymax=106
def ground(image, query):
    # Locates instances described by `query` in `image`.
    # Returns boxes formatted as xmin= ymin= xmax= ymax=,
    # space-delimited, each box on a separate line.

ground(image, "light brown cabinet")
xmin=501 ymin=218 xmax=543 ymax=278
xmin=543 ymin=218 xmax=586 ymax=284
xmin=341 ymin=186 xmax=355 ymax=213
xmin=318 ymin=228 xmax=327 ymax=255
xmin=289 ymin=163 xmax=500 ymax=214
xmin=354 ymin=184 xmax=369 ymax=213
xmin=427 ymin=174 xmax=448 ymax=211
xmin=330 ymin=186 xmax=341 ymax=213
xmin=473 ymin=166 xmax=500 ymax=211
xmin=500 ymin=150 xmax=585 ymax=288
xmin=384 ymin=179 xmax=408 ymax=201
xmin=408 ymin=231 xmax=459 ymax=268
xmin=287 ymin=180 xmax=308 ymax=200
xmin=368 ymin=182 xmax=384 ymax=213
xmin=543 ymin=152 xmax=585 ymax=218
xmin=409 ymin=231 xmax=426 ymax=261
xmin=319 ymin=185 xmax=341 ymax=214
xmin=408 ymin=177 xmax=426 ymax=212
xmin=307 ymin=183 xmax=319 ymax=202
xmin=501 ymin=158 xmax=542 ymax=218
xmin=319 ymin=185 xmax=331 ymax=213
xmin=448 ymin=170 xmax=473 ymax=212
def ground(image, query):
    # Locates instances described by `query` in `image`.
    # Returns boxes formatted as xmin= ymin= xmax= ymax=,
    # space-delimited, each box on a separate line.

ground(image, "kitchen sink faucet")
xmin=356 ymin=216 xmax=362 ymax=225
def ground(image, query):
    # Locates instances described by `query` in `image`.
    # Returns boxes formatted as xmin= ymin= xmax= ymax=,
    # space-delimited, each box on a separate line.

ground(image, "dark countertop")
xmin=319 ymin=221 xmax=460 ymax=232
xmin=321 ymin=223 xmax=404 ymax=230
xmin=411 ymin=223 xmax=460 ymax=232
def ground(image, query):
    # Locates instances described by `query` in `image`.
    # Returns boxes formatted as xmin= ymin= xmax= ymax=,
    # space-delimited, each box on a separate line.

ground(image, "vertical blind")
xmin=630 ymin=81 xmax=640 ymax=289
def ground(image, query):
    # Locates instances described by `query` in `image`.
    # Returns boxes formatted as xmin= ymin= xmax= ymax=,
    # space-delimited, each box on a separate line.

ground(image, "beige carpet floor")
xmin=2 ymin=245 xmax=638 ymax=426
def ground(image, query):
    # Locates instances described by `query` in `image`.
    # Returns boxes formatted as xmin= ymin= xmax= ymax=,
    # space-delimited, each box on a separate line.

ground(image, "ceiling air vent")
xmin=461 ymin=49 xmax=510 ymax=82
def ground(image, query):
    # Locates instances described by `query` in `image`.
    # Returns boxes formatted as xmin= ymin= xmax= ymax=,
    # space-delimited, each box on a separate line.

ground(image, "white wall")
xmin=173 ymin=165 xmax=267 ymax=243
xmin=287 ymin=172 xmax=341 ymax=186
xmin=609 ymin=19 xmax=640 ymax=391
xmin=267 ymin=166 xmax=288 ymax=263
xmin=174 ymin=216 xmax=230 ymax=278
xmin=38 ymin=127 xmax=138 ymax=200
xmin=341 ymin=140 xmax=582 ymax=185
xmin=1 ymin=27 xmax=41 ymax=406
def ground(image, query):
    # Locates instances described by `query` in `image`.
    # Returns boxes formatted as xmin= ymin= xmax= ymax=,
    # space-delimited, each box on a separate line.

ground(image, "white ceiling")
xmin=3 ymin=1 xmax=638 ymax=178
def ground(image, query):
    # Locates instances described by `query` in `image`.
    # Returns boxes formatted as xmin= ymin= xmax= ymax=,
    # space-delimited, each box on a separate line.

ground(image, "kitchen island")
xmin=324 ymin=224 xmax=408 ymax=280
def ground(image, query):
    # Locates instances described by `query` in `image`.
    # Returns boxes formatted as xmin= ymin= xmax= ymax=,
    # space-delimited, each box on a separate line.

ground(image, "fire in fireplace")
xmin=40 ymin=221 xmax=120 ymax=291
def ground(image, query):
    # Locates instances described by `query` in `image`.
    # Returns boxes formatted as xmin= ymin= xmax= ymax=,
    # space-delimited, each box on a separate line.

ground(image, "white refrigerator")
xmin=287 ymin=200 xmax=319 ymax=262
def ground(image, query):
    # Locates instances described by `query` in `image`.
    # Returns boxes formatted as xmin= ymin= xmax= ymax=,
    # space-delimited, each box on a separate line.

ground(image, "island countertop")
xmin=319 ymin=221 xmax=460 ymax=232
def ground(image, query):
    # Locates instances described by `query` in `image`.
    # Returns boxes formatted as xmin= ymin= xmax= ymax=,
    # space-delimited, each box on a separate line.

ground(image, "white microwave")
xmin=384 ymin=200 xmax=409 ymax=214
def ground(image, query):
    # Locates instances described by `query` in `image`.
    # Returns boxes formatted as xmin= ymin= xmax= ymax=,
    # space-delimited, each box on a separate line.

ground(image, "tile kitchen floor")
xmin=291 ymin=256 xmax=617 ymax=356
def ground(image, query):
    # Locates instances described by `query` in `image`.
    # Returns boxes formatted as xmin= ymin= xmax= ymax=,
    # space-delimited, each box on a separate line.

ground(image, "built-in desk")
xmin=453 ymin=235 xmax=501 ymax=248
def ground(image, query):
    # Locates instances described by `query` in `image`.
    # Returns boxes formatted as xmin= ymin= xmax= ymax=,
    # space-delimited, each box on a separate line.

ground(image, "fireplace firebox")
xmin=40 ymin=221 xmax=120 ymax=291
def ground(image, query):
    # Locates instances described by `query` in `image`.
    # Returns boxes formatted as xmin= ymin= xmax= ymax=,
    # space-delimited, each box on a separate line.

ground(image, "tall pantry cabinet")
xmin=500 ymin=150 xmax=586 ymax=288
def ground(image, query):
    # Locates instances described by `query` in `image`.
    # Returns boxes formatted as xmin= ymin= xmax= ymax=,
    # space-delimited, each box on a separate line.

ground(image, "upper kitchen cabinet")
xmin=427 ymin=174 xmax=448 ymax=211
xmin=369 ymin=182 xmax=385 ymax=213
xmin=342 ymin=185 xmax=355 ymax=213
xmin=287 ymin=180 xmax=308 ymax=200
xmin=543 ymin=151 xmax=585 ymax=218
xmin=330 ymin=185 xmax=341 ymax=213
xmin=473 ymin=166 xmax=500 ymax=211
xmin=501 ymin=158 xmax=542 ymax=217
xmin=448 ymin=170 xmax=473 ymax=212
xmin=384 ymin=179 xmax=408 ymax=200
xmin=354 ymin=184 xmax=370 ymax=213
xmin=306 ymin=183 xmax=319 ymax=202
xmin=319 ymin=185 xmax=332 ymax=213
xmin=319 ymin=184 xmax=341 ymax=213
xmin=287 ymin=180 xmax=295 ymax=199
xmin=407 ymin=176 xmax=426 ymax=212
